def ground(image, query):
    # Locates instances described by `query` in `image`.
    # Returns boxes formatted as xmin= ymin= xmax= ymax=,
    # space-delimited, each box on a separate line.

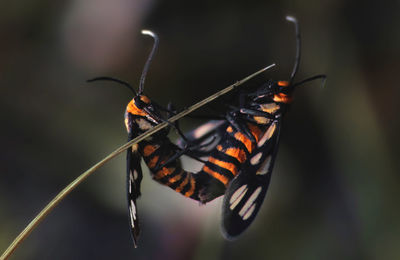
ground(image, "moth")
xmin=88 ymin=30 xmax=181 ymax=247
xmin=137 ymin=16 xmax=326 ymax=239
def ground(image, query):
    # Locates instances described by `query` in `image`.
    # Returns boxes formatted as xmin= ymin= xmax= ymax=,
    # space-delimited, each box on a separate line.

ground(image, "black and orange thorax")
xmin=200 ymin=92 xmax=290 ymax=186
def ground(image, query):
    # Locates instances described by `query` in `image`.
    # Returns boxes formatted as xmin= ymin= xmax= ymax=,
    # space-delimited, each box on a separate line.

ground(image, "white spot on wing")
xmin=229 ymin=185 xmax=248 ymax=210
xmin=193 ymin=121 xmax=220 ymax=138
xmin=136 ymin=118 xmax=153 ymax=130
xmin=258 ymin=123 xmax=276 ymax=147
xmin=131 ymin=143 xmax=138 ymax=152
xmin=124 ymin=117 xmax=130 ymax=132
xmin=242 ymin=203 xmax=256 ymax=220
xmin=238 ymin=187 xmax=262 ymax=219
xmin=129 ymin=171 xmax=134 ymax=193
xmin=256 ymin=155 xmax=272 ymax=175
xmin=260 ymin=103 xmax=280 ymax=114
xmin=133 ymin=170 xmax=138 ymax=180
xmin=250 ymin=152 xmax=262 ymax=165
xmin=129 ymin=200 xmax=136 ymax=227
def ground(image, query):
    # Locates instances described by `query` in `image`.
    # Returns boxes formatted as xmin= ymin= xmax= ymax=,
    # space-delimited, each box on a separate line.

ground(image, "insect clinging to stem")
xmin=88 ymin=29 xmax=173 ymax=247
xmin=135 ymin=15 xmax=326 ymax=239
xmin=87 ymin=29 xmax=277 ymax=247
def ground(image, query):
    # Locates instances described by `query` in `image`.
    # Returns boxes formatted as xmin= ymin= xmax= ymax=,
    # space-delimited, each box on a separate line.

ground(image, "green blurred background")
xmin=1 ymin=0 xmax=399 ymax=259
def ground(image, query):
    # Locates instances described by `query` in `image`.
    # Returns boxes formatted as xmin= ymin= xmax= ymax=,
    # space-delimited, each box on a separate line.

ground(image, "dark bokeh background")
xmin=1 ymin=1 xmax=399 ymax=259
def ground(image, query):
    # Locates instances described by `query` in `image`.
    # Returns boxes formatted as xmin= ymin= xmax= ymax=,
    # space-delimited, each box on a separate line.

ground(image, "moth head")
xmin=124 ymin=95 xmax=162 ymax=133
xmin=129 ymin=94 xmax=160 ymax=120
xmin=251 ymin=80 xmax=294 ymax=104
xmin=133 ymin=94 xmax=151 ymax=110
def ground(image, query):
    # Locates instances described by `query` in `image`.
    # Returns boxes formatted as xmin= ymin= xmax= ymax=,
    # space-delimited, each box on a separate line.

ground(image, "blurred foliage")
xmin=1 ymin=0 xmax=399 ymax=259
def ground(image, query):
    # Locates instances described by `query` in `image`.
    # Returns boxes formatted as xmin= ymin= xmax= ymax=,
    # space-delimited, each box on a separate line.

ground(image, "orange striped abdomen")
xmin=140 ymin=141 xmax=212 ymax=201
xmin=201 ymin=123 xmax=265 ymax=187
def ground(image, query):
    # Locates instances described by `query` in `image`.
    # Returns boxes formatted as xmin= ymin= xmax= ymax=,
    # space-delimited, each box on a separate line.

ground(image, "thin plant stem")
xmin=0 ymin=63 xmax=275 ymax=260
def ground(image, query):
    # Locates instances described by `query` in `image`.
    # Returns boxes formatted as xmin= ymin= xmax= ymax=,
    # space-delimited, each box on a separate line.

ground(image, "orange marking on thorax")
xmin=234 ymin=131 xmax=253 ymax=153
xmin=184 ymin=175 xmax=195 ymax=197
xmin=273 ymin=93 xmax=293 ymax=103
xmin=143 ymin=145 xmax=157 ymax=157
xmin=140 ymin=95 xmax=150 ymax=103
xmin=126 ymin=100 xmax=147 ymax=116
xmin=209 ymin=157 xmax=238 ymax=176
xmin=226 ymin=126 xmax=233 ymax=133
xmin=278 ymin=81 xmax=290 ymax=87
xmin=203 ymin=165 xmax=229 ymax=186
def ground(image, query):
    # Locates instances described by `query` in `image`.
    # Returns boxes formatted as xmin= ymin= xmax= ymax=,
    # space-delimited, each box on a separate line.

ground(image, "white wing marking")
xmin=239 ymin=187 xmax=262 ymax=219
xmin=229 ymin=185 xmax=248 ymax=210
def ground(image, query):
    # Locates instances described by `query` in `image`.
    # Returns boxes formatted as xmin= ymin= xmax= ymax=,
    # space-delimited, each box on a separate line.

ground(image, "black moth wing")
xmin=176 ymin=120 xmax=227 ymax=157
xmin=221 ymin=119 xmax=281 ymax=239
xmin=126 ymin=131 xmax=143 ymax=248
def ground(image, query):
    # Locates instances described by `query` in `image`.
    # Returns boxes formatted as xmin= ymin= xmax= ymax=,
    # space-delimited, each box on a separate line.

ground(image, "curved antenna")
xmin=87 ymin=76 xmax=136 ymax=94
xmin=286 ymin=16 xmax=301 ymax=84
xmin=292 ymin=74 xmax=327 ymax=88
xmin=138 ymin=30 xmax=159 ymax=94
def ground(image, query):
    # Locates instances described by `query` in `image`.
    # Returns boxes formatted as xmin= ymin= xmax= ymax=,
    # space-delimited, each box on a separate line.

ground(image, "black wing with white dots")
xmin=221 ymin=119 xmax=281 ymax=239
xmin=126 ymin=132 xmax=143 ymax=248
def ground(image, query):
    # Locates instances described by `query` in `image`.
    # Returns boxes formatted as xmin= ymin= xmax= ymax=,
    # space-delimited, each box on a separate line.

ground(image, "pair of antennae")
xmin=87 ymin=30 xmax=159 ymax=95
xmin=89 ymin=17 xmax=323 ymax=93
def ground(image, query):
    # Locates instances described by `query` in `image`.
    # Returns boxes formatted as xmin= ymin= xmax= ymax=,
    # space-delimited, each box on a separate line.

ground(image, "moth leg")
xmin=239 ymin=108 xmax=276 ymax=118
xmin=226 ymin=113 xmax=256 ymax=143
xmin=154 ymin=141 xmax=212 ymax=172
xmin=165 ymin=102 xmax=218 ymax=158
